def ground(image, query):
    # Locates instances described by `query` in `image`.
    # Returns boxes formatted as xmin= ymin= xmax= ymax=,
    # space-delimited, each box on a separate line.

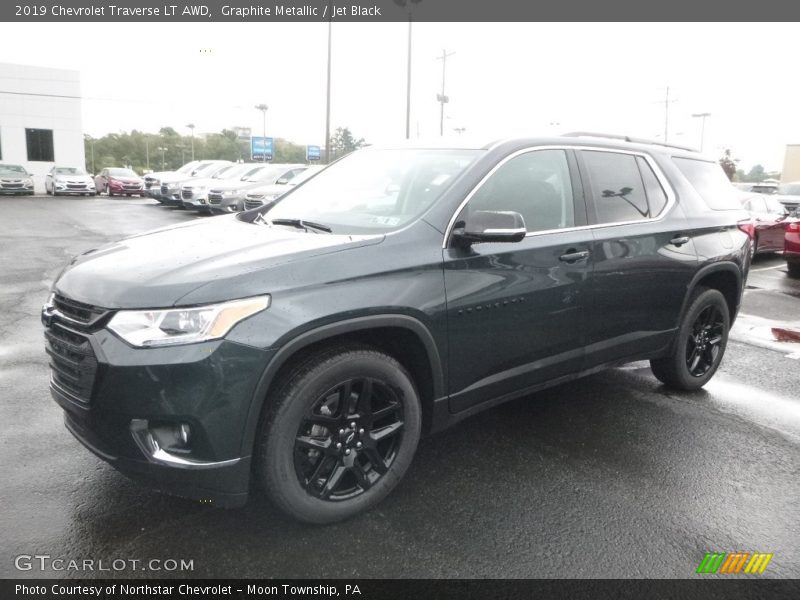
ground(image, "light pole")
xmin=156 ymin=146 xmax=166 ymax=170
xmin=691 ymin=112 xmax=711 ymax=151
xmin=325 ymin=1 xmax=333 ymax=163
xmin=394 ymin=0 xmax=422 ymax=139
xmin=436 ymin=49 xmax=455 ymax=137
xmin=254 ymin=104 xmax=269 ymax=162
xmin=186 ymin=123 xmax=195 ymax=161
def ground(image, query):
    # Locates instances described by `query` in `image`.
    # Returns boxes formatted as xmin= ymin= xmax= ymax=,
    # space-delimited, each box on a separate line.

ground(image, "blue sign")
xmin=251 ymin=136 xmax=273 ymax=160
xmin=306 ymin=145 xmax=321 ymax=161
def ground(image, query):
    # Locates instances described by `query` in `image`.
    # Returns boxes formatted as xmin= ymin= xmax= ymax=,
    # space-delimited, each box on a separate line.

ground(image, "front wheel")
xmin=788 ymin=262 xmax=800 ymax=278
xmin=257 ymin=345 xmax=422 ymax=524
xmin=651 ymin=287 xmax=730 ymax=390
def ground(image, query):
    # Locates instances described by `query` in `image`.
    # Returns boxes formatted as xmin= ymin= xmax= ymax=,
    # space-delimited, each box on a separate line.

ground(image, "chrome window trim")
xmin=442 ymin=145 xmax=678 ymax=249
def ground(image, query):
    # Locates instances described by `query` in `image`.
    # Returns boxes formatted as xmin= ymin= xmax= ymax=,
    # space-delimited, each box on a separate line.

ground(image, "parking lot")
xmin=1 ymin=195 xmax=799 ymax=578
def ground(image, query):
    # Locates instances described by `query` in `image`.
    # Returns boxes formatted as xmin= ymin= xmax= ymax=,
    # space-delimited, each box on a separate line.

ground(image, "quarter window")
xmin=26 ymin=128 xmax=54 ymax=162
xmin=464 ymin=149 xmax=575 ymax=233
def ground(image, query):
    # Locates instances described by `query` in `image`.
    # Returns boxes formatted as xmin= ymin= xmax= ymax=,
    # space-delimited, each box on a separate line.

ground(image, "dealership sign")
xmin=251 ymin=136 xmax=273 ymax=160
xmin=306 ymin=145 xmax=321 ymax=161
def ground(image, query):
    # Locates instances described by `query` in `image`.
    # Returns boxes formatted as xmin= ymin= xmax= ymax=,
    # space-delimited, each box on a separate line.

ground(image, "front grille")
xmin=161 ymin=184 xmax=169 ymax=195
xmin=208 ymin=191 xmax=223 ymax=205
xmin=181 ymin=188 xmax=193 ymax=200
xmin=1 ymin=181 xmax=23 ymax=189
xmin=67 ymin=184 xmax=87 ymax=190
xmin=53 ymin=294 xmax=106 ymax=326
xmin=144 ymin=178 xmax=158 ymax=189
xmin=123 ymin=184 xmax=141 ymax=190
xmin=245 ymin=198 xmax=264 ymax=210
xmin=45 ymin=323 xmax=98 ymax=404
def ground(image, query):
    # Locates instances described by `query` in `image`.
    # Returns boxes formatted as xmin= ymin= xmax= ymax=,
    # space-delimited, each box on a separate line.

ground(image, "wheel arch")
xmin=683 ymin=262 xmax=743 ymax=327
xmin=240 ymin=315 xmax=446 ymax=459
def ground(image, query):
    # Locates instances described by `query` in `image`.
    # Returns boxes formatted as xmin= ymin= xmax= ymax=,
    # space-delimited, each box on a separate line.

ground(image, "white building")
xmin=0 ymin=62 xmax=85 ymax=193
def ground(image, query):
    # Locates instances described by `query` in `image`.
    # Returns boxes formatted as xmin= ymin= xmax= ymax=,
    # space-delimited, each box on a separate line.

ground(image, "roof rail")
xmin=562 ymin=131 xmax=698 ymax=153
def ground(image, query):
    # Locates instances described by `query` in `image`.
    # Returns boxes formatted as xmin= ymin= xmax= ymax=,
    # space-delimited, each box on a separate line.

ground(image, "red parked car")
xmin=785 ymin=211 xmax=800 ymax=277
xmin=740 ymin=193 xmax=793 ymax=254
xmin=94 ymin=167 xmax=145 ymax=197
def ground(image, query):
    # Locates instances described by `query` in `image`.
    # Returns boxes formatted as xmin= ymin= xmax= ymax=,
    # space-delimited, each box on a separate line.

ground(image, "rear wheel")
xmin=650 ymin=287 xmax=730 ymax=390
xmin=256 ymin=344 xmax=421 ymax=524
xmin=788 ymin=262 xmax=800 ymax=278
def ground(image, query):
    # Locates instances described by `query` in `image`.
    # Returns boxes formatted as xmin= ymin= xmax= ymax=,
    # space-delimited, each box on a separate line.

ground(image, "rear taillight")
xmin=787 ymin=221 xmax=800 ymax=233
xmin=737 ymin=219 xmax=755 ymax=240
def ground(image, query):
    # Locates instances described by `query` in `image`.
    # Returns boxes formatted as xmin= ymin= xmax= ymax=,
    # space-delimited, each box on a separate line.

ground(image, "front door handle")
xmin=670 ymin=235 xmax=690 ymax=247
xmin=559 ymin=249 xmax=589 ymax=263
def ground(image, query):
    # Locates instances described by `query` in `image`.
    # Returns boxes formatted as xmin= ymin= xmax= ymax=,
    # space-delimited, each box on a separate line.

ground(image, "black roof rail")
xmin=562 ymin=131 xmax=698 ymax=153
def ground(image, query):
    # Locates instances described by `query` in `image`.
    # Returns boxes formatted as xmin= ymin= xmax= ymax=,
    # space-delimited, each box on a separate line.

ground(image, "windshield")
xmin=0 ymin=164 xmax=26 ymax=176
xmin=779 ymin=183 xmax=800 ymax=196
xmin=107 ymin=168 xmax=138 ymax=177
xmin=248 ymin=166 xmax=292 ymax=183
xmin=288 ymin=166 xmax=324 ymax=185
xmin=55 ymin=167 xmax=87 ymax=176
xmin=194 ymin=162 xmax=228 ymax=177
xmin=177 ymin=161 xmax=201 ymax=174
xmin=263 ymin=148 xmax=482 ymax=234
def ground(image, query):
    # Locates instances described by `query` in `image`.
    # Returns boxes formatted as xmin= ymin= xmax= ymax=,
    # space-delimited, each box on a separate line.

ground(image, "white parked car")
xmin=45 ymin=166 xmax=96 ymax=196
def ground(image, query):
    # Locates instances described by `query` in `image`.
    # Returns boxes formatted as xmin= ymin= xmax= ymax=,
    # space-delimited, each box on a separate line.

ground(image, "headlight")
xmin=107 ymin=295 xmax=270 ymax=347
xmin=24 ymin=179 xmax=34 ymax=187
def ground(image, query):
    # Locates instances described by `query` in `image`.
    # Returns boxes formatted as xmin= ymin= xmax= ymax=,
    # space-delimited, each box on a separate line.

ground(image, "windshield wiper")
xmin=262 ymin=217 xmax=332 ymax=233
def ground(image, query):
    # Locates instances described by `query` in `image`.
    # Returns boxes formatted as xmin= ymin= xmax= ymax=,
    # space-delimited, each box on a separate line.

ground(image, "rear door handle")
xmin=670 ymin=236 xmax=690 ymax=246
xmin=559 ymin=249 xmax=589 ymax=263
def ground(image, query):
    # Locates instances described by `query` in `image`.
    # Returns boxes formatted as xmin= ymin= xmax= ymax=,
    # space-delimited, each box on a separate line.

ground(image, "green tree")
xmin=329 ymin=127 xmax=366 ymax=161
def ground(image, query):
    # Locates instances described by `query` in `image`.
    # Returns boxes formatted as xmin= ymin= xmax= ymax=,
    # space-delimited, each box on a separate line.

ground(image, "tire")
xmin=256 ymin=344 xmax=422 ymax=524
xmin=108 ymin=186 xmax=114 ymax=197
xmin=788 ymin=262 xmax=800 ymax=278
xmin=650 ymin=287 xmax=730 ymax=391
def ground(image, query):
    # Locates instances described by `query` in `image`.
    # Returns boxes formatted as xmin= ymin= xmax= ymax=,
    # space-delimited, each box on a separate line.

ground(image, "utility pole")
xmin=186 ymin=123 xmax=195 ymax=161
xmin=394 ymin=0 xmax=422 ymax=139
xmin=145 ymin=138 xmax=149 ymax=171
xmin=436 ymin=49 xmax=455 ymax=137
xmin=325 ymin=0 xmax=333 ymax=162
xmin=691 ymin=112 xmax=711 ymax=151
xmin=661 ymin=86 xmax=677 ymax=143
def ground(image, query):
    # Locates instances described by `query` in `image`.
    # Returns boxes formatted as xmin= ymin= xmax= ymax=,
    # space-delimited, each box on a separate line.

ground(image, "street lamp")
xmin=254 ymin=104 xmax=269 ymax=162
xmin=691 ymin=112 xmax=711 ymax=152
xmin=186 ymin=123 xmax=195 ymax=161
xmin=156 ymin=146 xmax=166 ymax=170
xmin=394 ymin=0 xmax=423 ymax=139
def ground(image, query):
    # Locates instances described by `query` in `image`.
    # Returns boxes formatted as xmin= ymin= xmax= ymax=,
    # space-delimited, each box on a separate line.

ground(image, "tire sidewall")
xmin=260 ymin=350 xmax=422 ymax=524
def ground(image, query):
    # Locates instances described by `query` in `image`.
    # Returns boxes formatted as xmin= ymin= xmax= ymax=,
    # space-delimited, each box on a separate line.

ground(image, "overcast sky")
xmin=1 ymin=22 xmax=797 ymax=171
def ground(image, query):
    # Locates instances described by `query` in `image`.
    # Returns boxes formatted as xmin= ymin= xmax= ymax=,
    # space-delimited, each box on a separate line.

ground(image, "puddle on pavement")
xmin=703 ymin=375 xmax=800 ymax=442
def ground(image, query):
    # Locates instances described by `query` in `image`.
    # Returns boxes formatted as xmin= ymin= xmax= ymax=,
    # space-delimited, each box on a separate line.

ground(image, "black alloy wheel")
xmin=258 ymin=344 xmax=421 ymax=524
xmin=685 ymin=304 xmax=725 ymax=377
xmin=294 ymin=377 xmax=404 ymax=501
xmin=650 ymin=287 xmax=730 ymax=390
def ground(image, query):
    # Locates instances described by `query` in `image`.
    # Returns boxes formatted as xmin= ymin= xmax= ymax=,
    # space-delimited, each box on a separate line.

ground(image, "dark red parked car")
xmin=785 ymin=213 xmax=800 ymax=277
xmin=94 ymin=168 xmax=145 ymax=197
xmin=740 ymin=193 xmax=793 ymax=254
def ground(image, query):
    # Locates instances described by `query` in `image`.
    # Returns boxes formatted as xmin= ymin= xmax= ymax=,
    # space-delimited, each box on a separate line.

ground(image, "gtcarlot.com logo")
xmin=14 ymin=554 xmax=194 ymax=572
xmin=696 ymin=552 xmax=773 ymax=574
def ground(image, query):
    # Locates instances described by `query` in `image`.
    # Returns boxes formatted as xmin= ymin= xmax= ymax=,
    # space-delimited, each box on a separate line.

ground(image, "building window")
xmin=26 ymin=128 xmax=54 ymax=162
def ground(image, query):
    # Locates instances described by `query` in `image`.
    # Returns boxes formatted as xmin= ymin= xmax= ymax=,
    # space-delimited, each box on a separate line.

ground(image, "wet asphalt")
xmin=1 ymin=196 xmax=798 ymax=579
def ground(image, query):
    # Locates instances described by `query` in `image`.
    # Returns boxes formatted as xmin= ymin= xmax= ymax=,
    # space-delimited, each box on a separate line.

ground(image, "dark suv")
xmin=43 ymin=134 xmax=751 ymax=523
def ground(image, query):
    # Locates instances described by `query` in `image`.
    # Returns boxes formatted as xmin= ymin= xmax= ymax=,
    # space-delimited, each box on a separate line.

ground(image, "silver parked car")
xmin=45 ymin=166 xmax=96 ymax=196
xmin=144 ymin=160 xmax=202 ymax=201
xmin=0 ymin=163 xmax=35 ymax=195
xmin=159 ymin=160 xmax=233 ymax=206
xmin=242 ymin=165 xmax=325 ymax=211
xmin=775 ymin=182 xmax=800 ymax=212
xmin=208 ymin=163 xmax=308 ymax=214
xmin=180 ymin=163 xmax=267 ymax=210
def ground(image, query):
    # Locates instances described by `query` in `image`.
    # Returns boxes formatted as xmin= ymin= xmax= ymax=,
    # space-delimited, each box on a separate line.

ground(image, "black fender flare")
xmin=239 ymin=314 xmax=445 ymax=459
xmin=676 ymin=261 xmax=744 ymax=331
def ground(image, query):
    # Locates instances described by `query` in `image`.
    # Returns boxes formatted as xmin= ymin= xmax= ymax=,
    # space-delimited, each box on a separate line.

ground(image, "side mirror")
xmin=276 ymin=177 xmax=289 ymax=185
xmin=453 ymin=210 xmax=527 ymax=244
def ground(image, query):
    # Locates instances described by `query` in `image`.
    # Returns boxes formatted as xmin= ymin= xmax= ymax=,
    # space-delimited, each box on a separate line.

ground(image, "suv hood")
xmin=54 ymin=217 xmax=384 ymax=309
